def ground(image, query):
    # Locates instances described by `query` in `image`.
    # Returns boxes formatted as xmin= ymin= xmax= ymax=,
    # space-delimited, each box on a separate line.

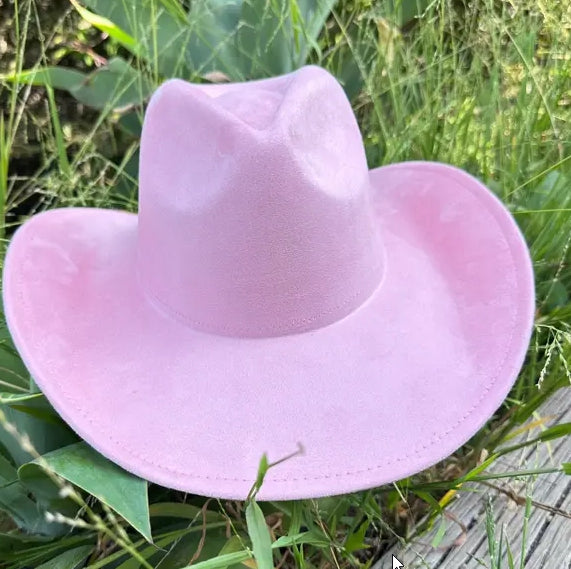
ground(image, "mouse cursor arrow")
xmin=392 ymin=554 xmax=404 ymax=569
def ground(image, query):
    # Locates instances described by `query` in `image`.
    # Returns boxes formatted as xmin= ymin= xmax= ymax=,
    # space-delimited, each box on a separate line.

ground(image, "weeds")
xmin=0 ymin=0 xmax=569 ymax=567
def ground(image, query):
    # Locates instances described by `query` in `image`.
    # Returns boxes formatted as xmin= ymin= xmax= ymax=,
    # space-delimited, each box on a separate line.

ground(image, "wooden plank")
xmin=373 ymin=387 xmax=571 ymax=569
xmin=525 ymin=479 xmax=571 ymax=569
xmin=432 ymin=433 xmax=570 ymax=569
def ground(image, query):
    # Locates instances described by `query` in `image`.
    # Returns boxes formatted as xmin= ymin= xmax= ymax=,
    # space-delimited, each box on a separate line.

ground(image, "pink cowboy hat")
xmin=3 ymin=66 xmax=534 ymax=500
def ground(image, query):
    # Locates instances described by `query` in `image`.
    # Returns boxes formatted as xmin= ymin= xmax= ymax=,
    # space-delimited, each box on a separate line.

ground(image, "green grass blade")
xmin=0 ymin=116 xmax=7 ymax=243
xmin=35 ymin=545 xmax=94 ymax=569
xmin=69 ymin=0 xmax=138 ymax=54
xmin=485 ymin=496 xmax=498 ymax=569
xmin=45 ymin=85 xmax=70 ymax=179
xmin=245 ymin=500 xmax=274 ymax=569
xmin=176 ymin=550 xmax=252 ymax=569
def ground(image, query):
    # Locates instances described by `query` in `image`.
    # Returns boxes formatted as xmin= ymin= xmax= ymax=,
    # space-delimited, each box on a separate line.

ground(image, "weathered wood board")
xmin=373 ymin=387 xmax=571 ymax=568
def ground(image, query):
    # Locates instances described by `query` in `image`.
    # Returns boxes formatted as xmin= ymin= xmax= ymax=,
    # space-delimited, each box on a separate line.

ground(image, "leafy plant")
xmin=2 ymin=0 xmax=338 ymax=113
xmin=0 ymin=0 xmax=570 ymax=567
xmin=1 ymin=0 xmax=435 ymax=115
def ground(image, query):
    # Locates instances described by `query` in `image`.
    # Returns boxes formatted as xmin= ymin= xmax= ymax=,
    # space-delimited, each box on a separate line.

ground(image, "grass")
xmin=0 ymin=0 xmax=570 ymax=567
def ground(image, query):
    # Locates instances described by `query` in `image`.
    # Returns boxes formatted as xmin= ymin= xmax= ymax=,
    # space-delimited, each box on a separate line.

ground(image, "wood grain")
xmin=373 ymin=388 xmax=571 ymax=568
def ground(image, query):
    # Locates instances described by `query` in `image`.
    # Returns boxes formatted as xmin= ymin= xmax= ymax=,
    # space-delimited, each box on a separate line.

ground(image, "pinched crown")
xmin=137 ymin=66 xmax=383 ymax=337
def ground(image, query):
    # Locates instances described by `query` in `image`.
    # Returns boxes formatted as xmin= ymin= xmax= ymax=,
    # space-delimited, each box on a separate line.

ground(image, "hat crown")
xmin=137 ymin=66 xmax=384 ymax=337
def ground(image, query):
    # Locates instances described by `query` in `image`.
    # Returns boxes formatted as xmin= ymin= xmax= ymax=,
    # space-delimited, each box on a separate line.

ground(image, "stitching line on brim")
xmin=7 ymin=163 xmax=530 ymax=485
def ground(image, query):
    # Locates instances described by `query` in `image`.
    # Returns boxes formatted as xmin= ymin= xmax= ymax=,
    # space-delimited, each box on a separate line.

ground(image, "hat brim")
xmin=3 ymin=162 xmax=534 ymax=500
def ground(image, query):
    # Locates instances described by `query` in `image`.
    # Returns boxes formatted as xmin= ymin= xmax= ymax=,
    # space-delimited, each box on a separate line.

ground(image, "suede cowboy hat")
xmin=3 ymin=65 xmax=535 ymax=500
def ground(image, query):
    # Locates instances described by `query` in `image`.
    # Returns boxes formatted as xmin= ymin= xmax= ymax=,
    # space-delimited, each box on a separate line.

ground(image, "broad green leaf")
xmin=1 ymin=58 xmax=152 ymax=111
xmin=82 ymin=0 xmax=243 ymax=77
xmin=236 ymin=0 xmax=337 ymax=77
xmin=184 ymin=0 xmax=243 ymax=77
xmin=158 ymin=0 xmax=188 ymax=23
xmin=36 ymin=545 xmax=93 ymax=569
xmin=295 ymin=0 xmax=338 ymax=63
xmin=63 ymin=57 xmax=152 ymax=110
xmin=0 ymin=533 xmax=94 ymax=567
xmin=245 ymin=500 xmax=273 ymax=569
xmin=0 ymin=451 xmax=16 ymax=479
xmin=0 ymin=392 xmax=61 ymax=424
xmin=0 ymin=319 xmax=30 ymax=391
xmin=236 ymin=0 xmax=295 ymax=77
xmin=0 ymin=452 xmax=64 ymax=535
xmin=0 ymin=350 xmax=29 ymax=392
xmin=1 ymin=66 xmax=85 ymax=91
xmin=82 ymin=0 xmax=192 ymax=76
xmin=8 ymin=0 xmax=338 ymax=113
xmin=563 ymin=463 xmax=571 ymax=475
xmin=107 ymin=147 xmax=140 ymax=211
xmin=17 ymin=458 xmax=81 ymax=529
xmin=19 ymin=442 xmax=152 ymax=542
xmin=386 ymin=0 xmax=432 ymax=27
xmin=117 ymin=110 xmax=144 ymax=138
xmin=0 ymin=532 xmax=51 ymax=556
xmin=0 ymin=405 xmax=78 ymax=468
xmin=82 ymin=0 xmax=336 ymax=80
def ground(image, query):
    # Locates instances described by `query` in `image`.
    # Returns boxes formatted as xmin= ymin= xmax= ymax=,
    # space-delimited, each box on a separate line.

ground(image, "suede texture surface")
xmin=2 ymin=66 xmax=535 ymax=500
